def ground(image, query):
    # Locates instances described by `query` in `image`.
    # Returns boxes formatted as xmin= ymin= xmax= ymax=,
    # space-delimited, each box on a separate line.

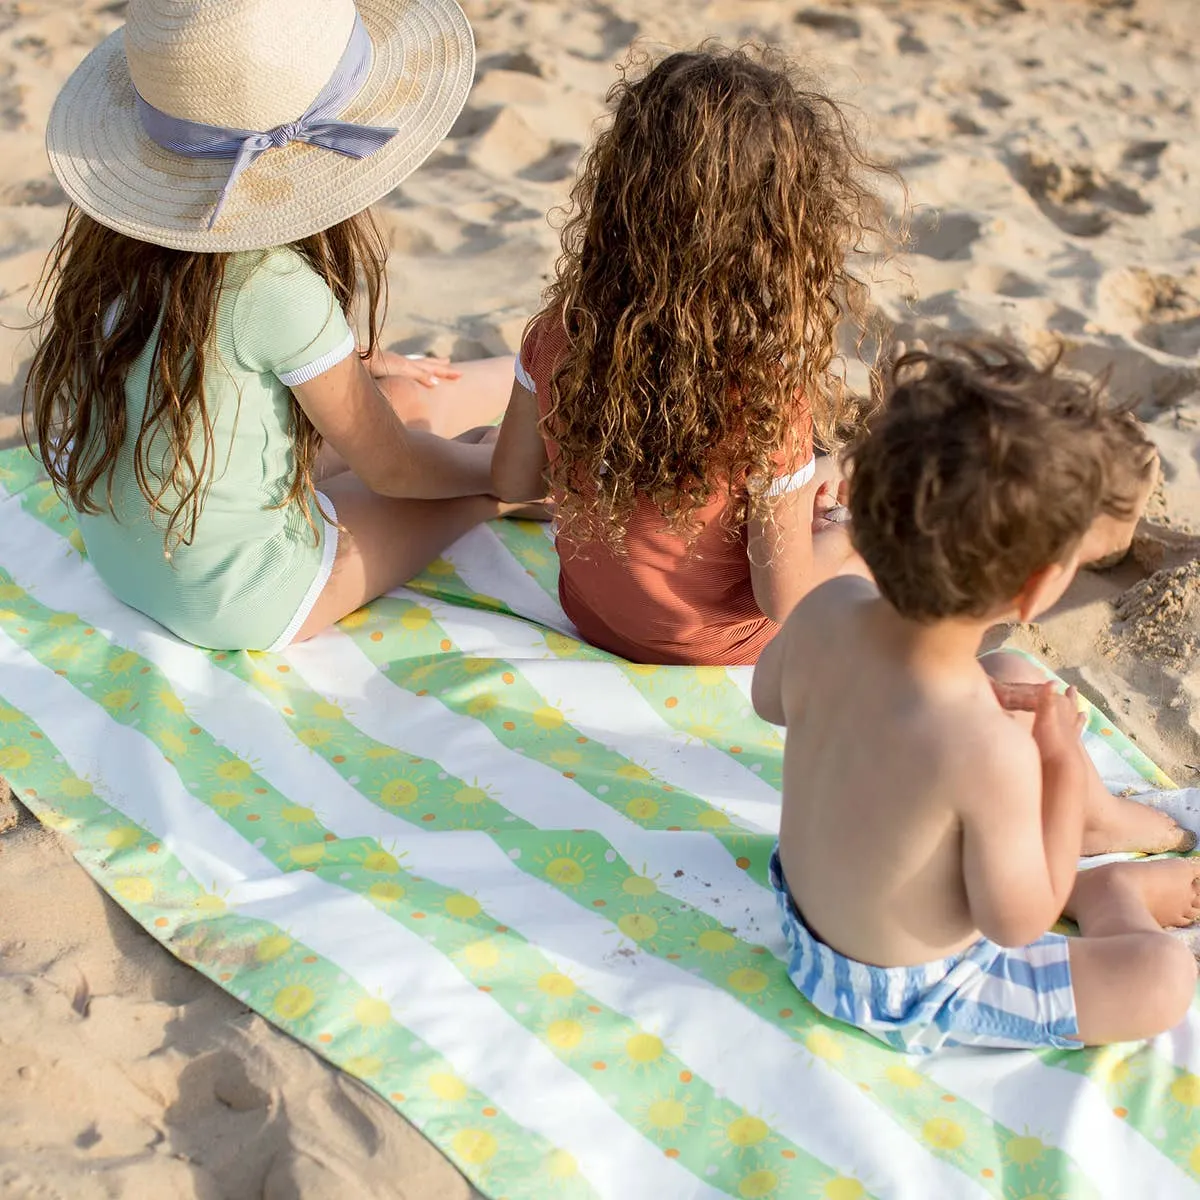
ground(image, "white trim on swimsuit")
xmin=514 ymin=352 xmax=537 ymax=393
xmin=765 ymin=458 xmax=816 ymax=496
xmin=266 ymin=490 xmax=339 ymax=652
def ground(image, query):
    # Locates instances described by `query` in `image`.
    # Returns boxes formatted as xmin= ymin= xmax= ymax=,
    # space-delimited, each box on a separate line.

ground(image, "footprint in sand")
xmin=1 ymin=178 xmax=66 ymax=208
xmin=1009 ymin=148 xmax=1152 ymax=238
xmin=1130 ymin=274 xmax=1200 ymax=360
xmin=793 ymin=9 xmax=862 ymax=39
xmin=988 ymin=268 xmax=1046 ymax=298
xmin=517 ymin=141 xmax=582 ymax=184
xmin=568 ymin=3 xmax=639 ymax=63
xmin=476 ymin=50 xmax=544 ymax=78
xmin=1060 ymin=339 xmax=1200 ymax=413
xmin=0 ymin=63 xmax=23 ymax=131
xmin=896 ymin=26 xmax=929 ymax=55
xmin=1121 ymin=139 xmax=1171 ymax=183
xmin=909 ymin=209 xmax=984 ymax=262
xmin=1097 ymin=267 xmax=1200 ymax=361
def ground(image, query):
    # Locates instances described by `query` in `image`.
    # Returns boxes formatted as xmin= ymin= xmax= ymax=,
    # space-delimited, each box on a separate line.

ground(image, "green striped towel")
xmin=0 ymin=445 xmax=1195 ymax=1200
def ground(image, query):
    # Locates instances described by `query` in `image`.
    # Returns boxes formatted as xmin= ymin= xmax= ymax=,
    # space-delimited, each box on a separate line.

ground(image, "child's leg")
xmin=291 ymin=471 xmax=510 ymax=643
xmin=376 ymin=356 xmax=514 ymax=438
xmin=315 ymin=420 xmax=499 ymax=484
xmin=982 ymin=650 xmax=1195 ymax=855
xmin=1065 ymin=861 xmax=1200 ymax=1044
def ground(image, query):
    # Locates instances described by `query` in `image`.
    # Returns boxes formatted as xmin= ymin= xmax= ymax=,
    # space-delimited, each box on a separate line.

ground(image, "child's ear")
xmin=1015 ymin=556 xmax=1078 ymax=623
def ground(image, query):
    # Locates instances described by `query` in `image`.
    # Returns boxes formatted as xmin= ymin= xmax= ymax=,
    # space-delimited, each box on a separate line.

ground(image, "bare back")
xmin=772 ymin=577 xmax=1029 ymax=967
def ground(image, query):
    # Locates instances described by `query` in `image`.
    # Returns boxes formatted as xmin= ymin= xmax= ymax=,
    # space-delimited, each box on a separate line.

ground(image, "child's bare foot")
xmin=1082 ymin=792 xmax=1197 ymax=857
xmin=1069 ymin=859 xmax=1200 ymax=931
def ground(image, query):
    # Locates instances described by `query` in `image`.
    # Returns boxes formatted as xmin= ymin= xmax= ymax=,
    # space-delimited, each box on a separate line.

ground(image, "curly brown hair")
xmin=539 ymin=44 xmax=901 ymax=549
xmin=848 ymin=340 xmax=1146 ymax=621
xmin=23 ymin=208 xmax=386 ymax=554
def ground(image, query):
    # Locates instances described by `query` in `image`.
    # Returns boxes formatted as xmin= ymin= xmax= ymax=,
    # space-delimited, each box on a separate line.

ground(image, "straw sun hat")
xmin=46 ymin=0 xmax=475 ymax=252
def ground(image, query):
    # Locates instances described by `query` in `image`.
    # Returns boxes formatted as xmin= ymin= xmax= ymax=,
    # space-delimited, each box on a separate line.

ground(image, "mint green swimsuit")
xmin=75 ymin=248 xmax=354 ymax=651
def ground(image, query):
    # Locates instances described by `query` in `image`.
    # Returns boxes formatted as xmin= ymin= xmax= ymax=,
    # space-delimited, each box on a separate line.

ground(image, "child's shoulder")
xmin=787 ymin=574 xmax=876 ymax=634
xmin=225 ymin=246 xmax=337 ymax=327
xmin=520 ymin=305 xmax=567 ymax=363
xmin=775 ymin=574 xmax=875 ymax=673
xmin=227 ymin=245 xmax=320 ymax=292
xmin=223 ymin=247 xmax=349 ymax=374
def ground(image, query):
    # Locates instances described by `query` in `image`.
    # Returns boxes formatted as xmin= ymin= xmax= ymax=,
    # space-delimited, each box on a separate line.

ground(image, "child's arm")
xmin=1030 ymin=685 xmax=1090 ymax=909
xmin=751 ymin=619 xmax=790 ymax=727
xmin=747 ymin=480 xmax=861 ymax=622
xmin=293 ymin=354 xmax=493 ymax=499
xmin=491 ymin=380 xmax=550 ymax=502
xmin=753 ymin=575 xmax=870 ymax=726
xmin=961 ymin=687 xmax=1088 ymax=946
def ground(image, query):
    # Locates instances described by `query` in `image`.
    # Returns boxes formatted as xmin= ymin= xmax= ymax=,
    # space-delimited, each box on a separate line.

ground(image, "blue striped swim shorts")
xmin=768 ymin=847 xmax=1082 ymax=1055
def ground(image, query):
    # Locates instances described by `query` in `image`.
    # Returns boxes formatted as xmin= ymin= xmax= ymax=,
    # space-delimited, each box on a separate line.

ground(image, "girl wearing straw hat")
xmin=23 ymin=0 xmax=532 ymax=651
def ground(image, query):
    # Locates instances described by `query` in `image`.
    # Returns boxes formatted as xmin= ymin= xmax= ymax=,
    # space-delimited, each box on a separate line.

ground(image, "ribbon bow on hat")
xmin=134 ymin=14 xmax=396 ymax=229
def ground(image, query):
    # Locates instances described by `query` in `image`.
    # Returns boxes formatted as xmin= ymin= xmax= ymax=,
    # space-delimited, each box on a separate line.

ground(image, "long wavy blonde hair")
xmin=541 ymin=44 xmax=901 ymax=548
xmin=23 ymin=208 xmax=386 ymax=553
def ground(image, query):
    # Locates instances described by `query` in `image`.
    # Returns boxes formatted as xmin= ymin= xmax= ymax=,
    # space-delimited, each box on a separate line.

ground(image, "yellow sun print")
xmin=379 ymin=777 xmax=420 ymax=809
xmin=820 ymin=1178 xmax=866 ymax=1200
xmin=636 ymin=1089 xmax=698 ymax=1138
xmin=536 ymin=971 xmax=577 ymax=1000
xmin=536 ymin=841 xmax=595 ymax=889
xmin=255 ymin=932 xmax=293 ymax=962
xmin=353 ymin=995 xmax=393 ymax=1029
xmin=545 ymin=1018 xmax=586 ymax=1052
xmin=621 ymin=1032 xmax=664 ymax=1069
xmin=922 ymin=1117 xmax=966 ymax=1152
xmin=696 ymin=929 xmax=737 ymax=956
xmin=626 ymin=796 xmax=659 ymax=821
xmin=444 ymin=893 xmax=482 ymax=920
xmin=368 ymin=880 xmax=406 ymax=907
xmin=738 ymin=1168 xmax=781 ymax=1198
xmin=106 ymin=650 xmax=138 ymax=675
xmin=1004 ymin=1135 xmax=1046 ymax=1168
xmin=452 ymin=1128 xmax=498 ymax=1166
xmin=427 ymin=1071 xmax=470 ymax=1104
xmin=101 ymin=688 xmax=134 ymax=711
xmin=113 ymin=876 xmax=154 ymax=904
xmin=0 ymin=745 xmax=33 ymax=772
xmin=621 ymin=872 xmax=658 ymax=898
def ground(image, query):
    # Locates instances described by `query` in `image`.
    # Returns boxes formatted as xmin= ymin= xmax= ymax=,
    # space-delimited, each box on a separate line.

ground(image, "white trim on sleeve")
xmin=765 ymin=457 xmax=817 ymax=498
xmin=277 ymin=330 xmax=357 ymax=387
xmin=513 ymin=354 xmax=536 ymax=393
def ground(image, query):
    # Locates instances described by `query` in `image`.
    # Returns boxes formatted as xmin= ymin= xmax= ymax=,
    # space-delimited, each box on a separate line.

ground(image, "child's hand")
xmin=989 ymin=678 xmax=1045 ymax=713
xmin=365 ymin=347 xmax=463 ymax=388
xmin=812 ymin=479 xmax=851 ymax=534
xmin=1031 ymin=683 xmax=1085 ymax=765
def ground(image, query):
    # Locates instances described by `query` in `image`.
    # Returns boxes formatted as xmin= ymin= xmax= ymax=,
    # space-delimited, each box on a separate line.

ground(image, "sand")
xmin=0 ymin=0 xmax=1197 ymax=1195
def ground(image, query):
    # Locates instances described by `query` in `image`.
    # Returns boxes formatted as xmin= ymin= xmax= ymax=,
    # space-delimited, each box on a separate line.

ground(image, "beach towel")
xmin=0 ymin=444 xmax=1197 ymax=1200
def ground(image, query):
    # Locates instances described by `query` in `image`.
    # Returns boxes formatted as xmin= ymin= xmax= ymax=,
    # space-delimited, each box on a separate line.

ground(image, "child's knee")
xmin=1151 ymin=936 xmax=1198 ymax=1025
xmin=377 ymin=376 xmax=433 ymax=431
xmin=979 ymin=649 xmax=1048 ymax=686
xmin=1122 ymin=935 xmax=1197 ymax=1035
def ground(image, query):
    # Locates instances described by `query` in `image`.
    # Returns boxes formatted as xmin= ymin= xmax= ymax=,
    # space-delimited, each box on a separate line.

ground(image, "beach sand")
xmin=0 ymin=0 xmax=1197 ymax=1195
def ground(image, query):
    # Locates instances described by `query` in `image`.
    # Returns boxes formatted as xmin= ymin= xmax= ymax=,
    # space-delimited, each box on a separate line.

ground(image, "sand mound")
xmin=1114 ymin=559 xmax=1200 ymax=665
